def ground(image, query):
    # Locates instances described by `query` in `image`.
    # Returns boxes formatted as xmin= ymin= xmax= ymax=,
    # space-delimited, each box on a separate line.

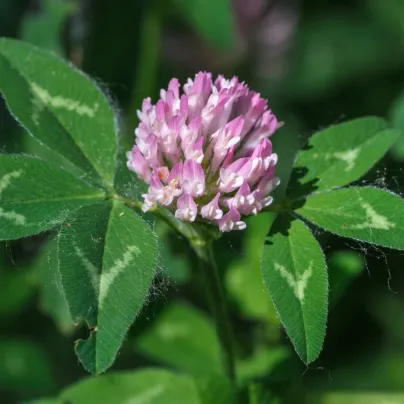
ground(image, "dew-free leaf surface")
xmin=58 ymin=200 xmax=157 ymax=374
xmin=291 ymin=117 xmax=399 ymax=196
xmin=0 ymin=154 xmax=104 ymax=240
xmin=261 ymin=217 xmax=328 ymax=363
xmin=296 ymin=187 xmax=404 ymax=249
xmin=0 ymin=38 xmax=117 ymax=186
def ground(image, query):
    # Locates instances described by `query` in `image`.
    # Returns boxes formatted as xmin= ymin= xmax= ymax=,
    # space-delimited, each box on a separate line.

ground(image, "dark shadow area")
xmin=286 ymin=165 xmax=320 ymax=204
xmin=265 ymin=212 xmax=295 ymax=243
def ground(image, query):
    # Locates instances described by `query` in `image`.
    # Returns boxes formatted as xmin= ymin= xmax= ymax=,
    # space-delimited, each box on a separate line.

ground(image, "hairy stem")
xmin=193 ymin=241 xmax=236 ymax=383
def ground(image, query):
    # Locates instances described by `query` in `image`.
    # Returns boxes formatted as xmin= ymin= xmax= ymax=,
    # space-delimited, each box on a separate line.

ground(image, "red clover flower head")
xmin=127 ymin=72 xmax=281 ymax=232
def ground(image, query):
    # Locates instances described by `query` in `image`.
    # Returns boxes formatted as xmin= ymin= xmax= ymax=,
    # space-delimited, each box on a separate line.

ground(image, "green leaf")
xmin=296 ymin=187 xmax=404 ymax=249
xmin=173 ymin=0 xmax=234 ymax=51
xmin=261 ymin=217 xmax=328 ymax=364
xmin=137 ymin=301 xmax=222 ymax=375
xmin=0 ymin=154 xmax=104 ymax=240
xmin=34 ymin=237 xmax=73 ymax=334
xmin=60 ymin=369 xmax=233 ymax=404
xmin=0 ymin=38 xmax=117 ymax=186
xmin=58 ymin=200 xmax=157 ymax=374
xmin=308 ymin=392 xmax=404 ymax=404
xmin=290 ymin=117 xmax=399 ymax=196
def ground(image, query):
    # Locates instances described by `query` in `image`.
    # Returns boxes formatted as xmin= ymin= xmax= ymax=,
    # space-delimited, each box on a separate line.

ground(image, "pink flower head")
xmin=128 ymin=72 xmax=280 ymax=232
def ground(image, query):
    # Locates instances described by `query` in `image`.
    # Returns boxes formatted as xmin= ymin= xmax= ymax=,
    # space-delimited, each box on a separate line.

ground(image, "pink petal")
xmin=217 ymin=207 xmax=246 ymax=232
xmin=182 ymin=160 xmax=205 ymax=196
xmin=201 ymin=193 xmax=223 ymax=220
xmin=168 ymin=78 xmax=180 ymax=99
xmin=126 ymin=146 xmax=151 ymax=183
xmin=175 ymin=195 xmax=197 ymax=222
xmin=168 ymin=162 xmax=183 ymax=184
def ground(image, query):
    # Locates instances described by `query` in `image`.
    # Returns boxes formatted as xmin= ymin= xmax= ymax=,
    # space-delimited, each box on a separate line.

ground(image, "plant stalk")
xmin=193 ymin=241 xmax=236 ymax=383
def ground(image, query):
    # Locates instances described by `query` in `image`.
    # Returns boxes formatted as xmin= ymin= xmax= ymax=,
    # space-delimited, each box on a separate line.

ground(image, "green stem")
xmin=193 ymin=241 xmax=236 ymax=383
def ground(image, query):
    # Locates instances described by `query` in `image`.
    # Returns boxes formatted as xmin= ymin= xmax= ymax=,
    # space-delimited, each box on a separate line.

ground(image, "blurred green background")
xmin=1 ymin=0 xmax=404 ymax=403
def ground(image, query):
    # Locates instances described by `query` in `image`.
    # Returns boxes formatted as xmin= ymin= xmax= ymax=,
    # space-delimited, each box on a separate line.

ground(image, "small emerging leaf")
xmin=0 ymin=154 xmax=104 ymax=240
xmin=58 ymin=200 xmax=157 ymax=374
xmin=261 ymin=217 xmax=328 ymax=364
xmin=290 ymin=117 xmax=399 ymax=197
xmin=296 ymin=187 xmax=404 ymax=249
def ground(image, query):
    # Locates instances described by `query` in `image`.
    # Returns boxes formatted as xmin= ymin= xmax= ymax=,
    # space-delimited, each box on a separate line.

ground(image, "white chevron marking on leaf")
xmin=0 ymin=170 xmax=23 ymax=199
xmin=274 ymin=261 xmax=313 ymax=302
xmin=353 ymin=202 xmax=395 ymax=230
xmin=333 ymin=147 xmax=360 ymax=171
xmin=99 ymin=245 xmax=140 ymax=305
xmin=74 ymin=246 xmax=100 ymax=294
xmin=31 ymin=82 xmax=99 ymax=124
xmin=0 ymin=208 xmax=26 ymax=225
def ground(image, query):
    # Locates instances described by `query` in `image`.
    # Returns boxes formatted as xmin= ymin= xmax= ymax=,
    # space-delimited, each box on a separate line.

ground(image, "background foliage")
xmin=1 ymin=0 xmax=404 ymax=403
